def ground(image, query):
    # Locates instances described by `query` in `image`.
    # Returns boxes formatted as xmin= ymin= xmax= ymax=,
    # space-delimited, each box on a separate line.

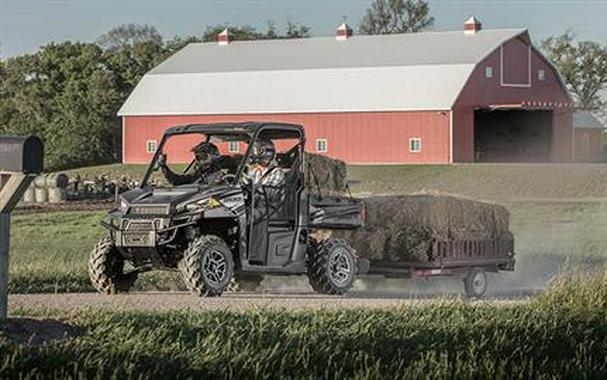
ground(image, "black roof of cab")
xmin=164 ymin=122 xmax=304 ymax=139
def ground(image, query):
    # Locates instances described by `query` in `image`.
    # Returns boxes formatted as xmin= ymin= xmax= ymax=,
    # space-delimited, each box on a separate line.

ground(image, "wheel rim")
xmin=202 ymin=250 xmax=227 ymax=285
xmin=329 ymin=248 xmax=352 ymax=286
xmin=472 ymin=272 xmax=486 ymax=295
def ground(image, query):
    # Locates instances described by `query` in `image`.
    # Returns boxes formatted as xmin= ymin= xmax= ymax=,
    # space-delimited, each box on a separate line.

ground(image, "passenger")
xmin=241 ymin=139 xmax=286 ymax=261
xmin=241 ymin=138 xmax=286 ymax=216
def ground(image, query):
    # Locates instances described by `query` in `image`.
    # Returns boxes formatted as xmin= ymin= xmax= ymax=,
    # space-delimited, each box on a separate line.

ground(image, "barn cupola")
xmin=218 ymin=28 xmax=230 ymax=45
xmin=336 ymin=22 xmax=353 ymax=41
xmin=464 ymin=16 xmax=482 ymax=34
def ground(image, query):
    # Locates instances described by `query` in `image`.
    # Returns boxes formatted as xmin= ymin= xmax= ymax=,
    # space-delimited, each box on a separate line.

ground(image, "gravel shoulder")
xmin=9 ymin=292 xmax=529 ymax=312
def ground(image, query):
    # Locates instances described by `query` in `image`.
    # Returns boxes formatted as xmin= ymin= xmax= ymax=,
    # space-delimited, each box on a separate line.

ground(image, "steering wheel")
xmin=222 ymin=173 xmax=236 ymax=184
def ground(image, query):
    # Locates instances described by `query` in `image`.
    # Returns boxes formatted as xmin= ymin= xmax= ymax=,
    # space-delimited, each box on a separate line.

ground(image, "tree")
xmin=202 ymin=22 xmax=311 ymax=42
xmin=0 ymin=42 xmax=122 ymax=169
xmin=97 ymin=24 xmax=162 ymax=50
xmin=541 ymin=32 xmax=607 ymax=110
xmin=359 ymin=0 xmax=434 ymax=35
xmin=202 ymin=24 xmax=262 ymax=42
xmin=285 ymin=22 xmax=312 ymax=39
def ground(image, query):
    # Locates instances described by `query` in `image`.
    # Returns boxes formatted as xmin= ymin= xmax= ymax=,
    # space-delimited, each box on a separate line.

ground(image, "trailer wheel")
xmin=307 ymin=238 xmax=356 ymax=295
xmin=464 ymin=267 xmax=487 ymax=298
xmin=179 ymin=235 xmax=234 ymax=297
xmin=89 ymin=236 xmax=138 ymax=294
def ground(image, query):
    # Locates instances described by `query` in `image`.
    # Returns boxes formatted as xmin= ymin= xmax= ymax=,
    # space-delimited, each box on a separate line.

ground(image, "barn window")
xmin=146 ymin=140 xmax=157 ymax=154
xmin=538 ymin=69 xmax=545 ymax=81
xmin=485 ymin=66 xmax=493 ymax=78
xmin=228 ymin=141 xmax=239 ymax=153
xmin=316 ymin=139 xmax=328 ymax=153
xmin=409 ymin=138 xmax=422 ymax=153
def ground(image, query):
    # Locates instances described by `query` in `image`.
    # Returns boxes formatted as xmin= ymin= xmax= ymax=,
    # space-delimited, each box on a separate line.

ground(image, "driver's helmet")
xmin=191 ymin=142 xmax=220 ymax=166
xmin=251 ymin=139 xmax=276 ymax=166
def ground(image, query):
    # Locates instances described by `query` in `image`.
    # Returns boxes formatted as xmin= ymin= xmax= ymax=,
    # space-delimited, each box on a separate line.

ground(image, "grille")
xmin=129 ymin=206 xmax=168 ymax=215
xmin=124 ymin=219 xmax=155 ymax=232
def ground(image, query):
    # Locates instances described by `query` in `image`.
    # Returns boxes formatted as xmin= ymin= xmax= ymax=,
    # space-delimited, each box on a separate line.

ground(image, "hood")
xmin=120 ymin=184 xmax=235 ymax=214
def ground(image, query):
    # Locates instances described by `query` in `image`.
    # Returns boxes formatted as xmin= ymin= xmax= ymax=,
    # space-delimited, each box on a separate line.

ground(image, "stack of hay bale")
xmin=331 ymin=193 xmax=512 ymax=263
xmin=304 ymin=152 xmax=347 ymax=194
xmin=306 ymin=154 xmax=512 ymax=264
xmin=22 ymin=173 xmax=69 ymax=204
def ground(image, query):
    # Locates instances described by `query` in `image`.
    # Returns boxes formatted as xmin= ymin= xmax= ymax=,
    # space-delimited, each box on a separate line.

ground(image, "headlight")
xmin=120 ymin=200 xmax=129 ymax=212
xmin=185 ymin=197 xmax=222 ymax=212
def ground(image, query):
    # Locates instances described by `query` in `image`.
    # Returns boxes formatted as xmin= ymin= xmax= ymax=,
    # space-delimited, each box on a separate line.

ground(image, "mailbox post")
xmin=0 ymin=136 xmax=43 ymax=321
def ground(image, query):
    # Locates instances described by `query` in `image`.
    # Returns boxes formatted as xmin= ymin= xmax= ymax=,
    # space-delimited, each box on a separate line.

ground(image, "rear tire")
xmin=179 ymin=235 xmax=234 ymax=297
xmin=307 ymin=238 xmax=356 ymax=295
xmin=464 ymin=267 xmax=487 ymax=298
xmin=89 ymin=236 xmax=138 ymax=294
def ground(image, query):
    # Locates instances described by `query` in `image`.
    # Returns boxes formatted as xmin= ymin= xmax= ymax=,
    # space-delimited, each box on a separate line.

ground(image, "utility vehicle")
xmin=90 ymin=122 xmax=365 ymax=296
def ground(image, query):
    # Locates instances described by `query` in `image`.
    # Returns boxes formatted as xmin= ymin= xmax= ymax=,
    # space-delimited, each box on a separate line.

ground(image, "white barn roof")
xmin=118 ymin=28 xmax=528 ymax=116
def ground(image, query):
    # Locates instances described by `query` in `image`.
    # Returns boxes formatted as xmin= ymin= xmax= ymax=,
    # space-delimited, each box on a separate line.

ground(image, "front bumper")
xmin=102 ymin=215 xmax=170 ymax=248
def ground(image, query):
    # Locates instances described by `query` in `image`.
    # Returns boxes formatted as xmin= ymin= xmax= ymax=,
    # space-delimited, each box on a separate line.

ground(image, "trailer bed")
xmin=362 ymin=236 xmax=515 ymax=297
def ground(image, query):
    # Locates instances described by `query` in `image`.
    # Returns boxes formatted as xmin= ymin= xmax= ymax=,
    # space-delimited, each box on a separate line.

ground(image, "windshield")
xmin=142 ymin=132 xmax=250 ymax=187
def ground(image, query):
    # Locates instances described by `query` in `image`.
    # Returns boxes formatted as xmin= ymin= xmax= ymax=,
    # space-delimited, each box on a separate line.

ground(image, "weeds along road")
xmin=9 ymin=292 xmax=530 ymax=312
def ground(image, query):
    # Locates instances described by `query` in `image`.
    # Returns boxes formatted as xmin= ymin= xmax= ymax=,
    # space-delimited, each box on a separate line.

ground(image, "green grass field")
xmin=2 ymin=274 xmax=606 ymax=379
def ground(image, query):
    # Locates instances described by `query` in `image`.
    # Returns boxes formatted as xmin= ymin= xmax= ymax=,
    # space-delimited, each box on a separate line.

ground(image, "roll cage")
xmin=140 ymin=122 xmax=306 ymax=188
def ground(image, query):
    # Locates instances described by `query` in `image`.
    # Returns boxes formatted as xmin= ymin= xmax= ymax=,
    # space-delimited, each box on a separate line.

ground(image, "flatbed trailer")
xmin=364 ymin=236 xmax=515 ymax=298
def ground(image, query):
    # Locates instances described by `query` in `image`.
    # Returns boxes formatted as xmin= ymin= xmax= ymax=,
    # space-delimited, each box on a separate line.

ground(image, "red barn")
xmin=118 ymin=17 xmax=573 ymax=164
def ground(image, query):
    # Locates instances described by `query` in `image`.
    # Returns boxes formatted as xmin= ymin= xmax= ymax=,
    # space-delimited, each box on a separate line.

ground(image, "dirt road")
xmin=9 ymin=291 xmax=529 ymax=312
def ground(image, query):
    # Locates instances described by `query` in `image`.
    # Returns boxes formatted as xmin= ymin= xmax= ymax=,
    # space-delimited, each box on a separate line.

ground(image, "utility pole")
xmin=0 ymin=136 xmax=43 ymax=321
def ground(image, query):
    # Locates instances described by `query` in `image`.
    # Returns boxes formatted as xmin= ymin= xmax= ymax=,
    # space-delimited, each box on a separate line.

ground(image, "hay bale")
xmin=333 ymin=193 xmax=511 ymax=263
xmin=304 ymin=153 xmax=347 ymax=194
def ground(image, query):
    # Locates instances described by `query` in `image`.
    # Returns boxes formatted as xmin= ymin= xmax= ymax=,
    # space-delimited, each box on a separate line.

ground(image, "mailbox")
xmin=1 ymin=135 xmax=44 ymax=321
xmin=0 ymin=136 xmax=44 ymax=174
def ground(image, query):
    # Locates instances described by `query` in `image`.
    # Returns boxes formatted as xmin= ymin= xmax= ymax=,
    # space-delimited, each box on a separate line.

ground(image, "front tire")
xmin=307 ymin=238 xmax=357 ymax=295
xmin=179 ymin=235 xmax=234 ymax=297
xmin=89 ymin=236 xmax=138 ymax=294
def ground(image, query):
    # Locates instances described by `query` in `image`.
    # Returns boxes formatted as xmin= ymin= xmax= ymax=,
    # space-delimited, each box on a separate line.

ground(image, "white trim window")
xmin=485 ymin=66 xmax=493 ymax=78
xmin=146 ymin=140 xmax=157 ymax=154
xmin=409 ymin=137 xmax=422 ymax=153
xmin=538 ymin=69 xmax=545 ymax=81
xmin=228 ymin=141 xmax=239 ymax=153
xmin=316 ymin=139 xmax=328 ymax=153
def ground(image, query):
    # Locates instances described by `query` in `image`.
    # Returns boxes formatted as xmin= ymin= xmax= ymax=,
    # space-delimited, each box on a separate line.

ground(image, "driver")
xmin=158 ymin=141 xmax=225 ymax=186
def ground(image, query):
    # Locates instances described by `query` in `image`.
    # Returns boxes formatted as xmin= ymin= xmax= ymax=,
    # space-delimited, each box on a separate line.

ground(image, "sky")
xmin=1 ymin=0 xmax=607 ymax=59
